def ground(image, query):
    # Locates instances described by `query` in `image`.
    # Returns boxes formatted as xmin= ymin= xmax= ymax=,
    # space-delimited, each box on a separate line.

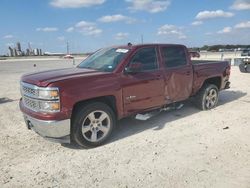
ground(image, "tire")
xmin=72 ymin=102 xmax=116 ymax=148
xmin=239 ymin=63 xmax=250 ymax=73
xmin=195 ymin=84 xmax=219 ymax=110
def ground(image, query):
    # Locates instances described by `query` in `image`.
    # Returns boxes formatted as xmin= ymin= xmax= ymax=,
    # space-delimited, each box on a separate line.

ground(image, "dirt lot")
xmin=0 ymin=59 xmax=250 ymax=188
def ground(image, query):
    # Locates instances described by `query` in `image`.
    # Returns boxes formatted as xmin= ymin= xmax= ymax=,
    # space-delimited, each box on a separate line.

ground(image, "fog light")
xmin=51 ymin=102 xmax=60 ymax=110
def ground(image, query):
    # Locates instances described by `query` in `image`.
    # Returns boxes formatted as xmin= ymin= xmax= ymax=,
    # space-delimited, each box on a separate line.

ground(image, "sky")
xmin=0 ymin=0 xmax=250 ymax=55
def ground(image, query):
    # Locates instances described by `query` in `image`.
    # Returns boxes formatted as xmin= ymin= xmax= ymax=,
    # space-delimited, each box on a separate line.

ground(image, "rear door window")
xmin=161 ymin=46 xmax=187 ymax=68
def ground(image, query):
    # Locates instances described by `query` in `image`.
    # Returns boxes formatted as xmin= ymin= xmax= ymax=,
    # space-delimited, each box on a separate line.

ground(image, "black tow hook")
xmin=225 ymin=82 xmax=230 ymax=89
xmin=26 ymin=120 xmax=33 ymax=129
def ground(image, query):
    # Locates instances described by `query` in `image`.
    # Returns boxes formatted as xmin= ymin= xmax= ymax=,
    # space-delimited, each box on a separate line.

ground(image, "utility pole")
xmin=66 ymin=41 xmax=69 ymax=55
xmin=141 ymin=34 xmax=144 ymax=44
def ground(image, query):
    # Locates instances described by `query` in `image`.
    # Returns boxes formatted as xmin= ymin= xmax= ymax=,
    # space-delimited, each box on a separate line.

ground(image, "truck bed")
xmin=191 ymin=60 xmax=230 ymax=94
xmin=191 ymin=60 xmax=230 ymax=75
xmin=192 ymin=60 xmax=229 ymax=76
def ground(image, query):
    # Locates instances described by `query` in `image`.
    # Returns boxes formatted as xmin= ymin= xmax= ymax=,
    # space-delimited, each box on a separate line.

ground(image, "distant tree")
xmin=190 ymin=44 xmax=250 ymax=52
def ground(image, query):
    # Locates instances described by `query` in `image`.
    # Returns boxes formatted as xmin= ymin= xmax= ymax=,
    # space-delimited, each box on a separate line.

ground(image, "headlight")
xmin=39 ymin=101 xmax=60 ymax=112
xmin=38 ymin=89 xmax=59 ymax=99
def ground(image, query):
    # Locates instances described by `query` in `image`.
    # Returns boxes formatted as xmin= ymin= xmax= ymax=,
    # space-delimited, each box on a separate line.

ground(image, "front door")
xmin=121 ymin=47 xmax=165 ymax=115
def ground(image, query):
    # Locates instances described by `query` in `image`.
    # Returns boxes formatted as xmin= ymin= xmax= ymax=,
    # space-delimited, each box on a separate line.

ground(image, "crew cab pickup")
xmin=20 ymin=44 xmax=231 ymax=148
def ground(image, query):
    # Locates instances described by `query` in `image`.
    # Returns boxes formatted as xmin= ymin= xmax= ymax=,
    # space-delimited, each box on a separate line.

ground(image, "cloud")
xmin=157 ymin=24 xmax=186 ymax=39
xmin=230 ymin=0 xmax=250 ymax=10
xmin=75 ymin=21 xmax=94 ymax=28
xmin=205 ymin=32 xmax=213 ymax=35
xmin=57 ymin=36 xmax=65 ymax=41
xmin=98 ymin=14 xmax=136 ymax=24
xmin=115 ymin=32 xmax=129 ymax=40
xmin=126 ymin=0 xmax=171 ymax=13
xmin=196 ymin=10 xmax=234 ymax=20
xmin=74 ymin=21 xmax=102 ymax=36
xmin=50 ymin=0 xmax=105 ymax=8
xmin=5 ymin=43 xmax=14 ymax=47
xmin=36 ymin=27 xmax=58 ymax=32
xmin=66 ymin=27 xmax=74 ymax=32
xmin=234 ymin=21 xmax=250 ymax=28
xmin=217 ymin=27 xmax=232 ymax=34
xmin=191 ymin=21 xmax=203 ymax=26
xmin=3 ymin=35 xmax=14 ymax=39
xmin=216 ymin=21 xmax=250 ymax=35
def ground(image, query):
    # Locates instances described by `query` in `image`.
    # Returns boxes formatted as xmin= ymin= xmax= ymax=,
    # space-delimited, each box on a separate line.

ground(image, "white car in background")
xmin=63 ymin=54 xmax=74 ymax=59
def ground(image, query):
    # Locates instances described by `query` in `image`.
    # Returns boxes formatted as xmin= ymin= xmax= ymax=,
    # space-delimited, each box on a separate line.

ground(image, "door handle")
xmin=126 ymin=96 xmax=136 ymax=100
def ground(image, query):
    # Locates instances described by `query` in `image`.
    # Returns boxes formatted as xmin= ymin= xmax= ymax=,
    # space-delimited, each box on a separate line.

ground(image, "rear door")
xmin=160 ymin=45 xmax=193 ymax=103
xmin=121 ymin=47 xmax=165 ymax=115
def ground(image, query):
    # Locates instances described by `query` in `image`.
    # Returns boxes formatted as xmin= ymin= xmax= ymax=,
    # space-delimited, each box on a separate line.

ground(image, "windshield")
xmin=78 ymin=48 xmax=129 ymax=72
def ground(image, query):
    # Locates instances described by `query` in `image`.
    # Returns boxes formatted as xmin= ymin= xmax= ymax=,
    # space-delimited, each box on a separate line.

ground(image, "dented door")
xmin=160 ymin=45 xmax=193 ymax=103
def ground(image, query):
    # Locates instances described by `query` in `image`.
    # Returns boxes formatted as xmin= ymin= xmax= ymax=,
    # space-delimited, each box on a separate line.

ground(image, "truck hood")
xmin=21 ymin=67 xmax=109 ymax=87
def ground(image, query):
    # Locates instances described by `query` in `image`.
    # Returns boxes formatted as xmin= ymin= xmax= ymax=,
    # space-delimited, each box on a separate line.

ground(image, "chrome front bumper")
xmin=23 ymin=114 xmax=71 ymax=143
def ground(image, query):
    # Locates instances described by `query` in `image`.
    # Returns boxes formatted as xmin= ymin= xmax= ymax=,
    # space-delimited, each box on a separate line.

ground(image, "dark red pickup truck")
xmin=20 ymin=44 xmax=231 ymax=147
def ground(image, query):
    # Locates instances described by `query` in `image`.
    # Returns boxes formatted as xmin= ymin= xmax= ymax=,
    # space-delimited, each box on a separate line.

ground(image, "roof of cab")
xmin=113 ymin=43 xmax=186 ymax=50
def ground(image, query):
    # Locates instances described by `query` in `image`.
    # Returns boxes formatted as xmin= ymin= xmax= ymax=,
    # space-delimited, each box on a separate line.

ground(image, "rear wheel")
xmin=72 ymin=102 xmax=115 ymax=148
xmin=195 ymin=84 xmax=219 ymax=110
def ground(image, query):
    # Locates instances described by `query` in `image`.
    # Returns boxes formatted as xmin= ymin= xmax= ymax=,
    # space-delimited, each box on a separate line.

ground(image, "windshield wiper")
xmin=78 ymin=66 xmax=98 ymax=70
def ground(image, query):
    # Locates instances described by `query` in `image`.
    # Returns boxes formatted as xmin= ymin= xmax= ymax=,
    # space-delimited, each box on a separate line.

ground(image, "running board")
xmin=135 ymin=111 xmax=159 ymax=121
xmin=135 ymin=103 xmax=184 ymax=121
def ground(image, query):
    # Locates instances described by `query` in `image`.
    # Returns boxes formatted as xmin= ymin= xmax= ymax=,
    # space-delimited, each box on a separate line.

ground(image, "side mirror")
xmin=125 ymin=62 xmax=143 ymax=73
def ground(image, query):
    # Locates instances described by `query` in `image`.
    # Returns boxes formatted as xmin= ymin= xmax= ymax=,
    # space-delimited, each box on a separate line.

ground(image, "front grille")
xmin=21 ymin=83 xmax=38 ymax=98
xmin=21 ymin=82 xmax=39 ymax=111
xmin=23 ymin=96 xmax=39 ymax=111
xmin=22 ymin=86 xmax=37 ymax=97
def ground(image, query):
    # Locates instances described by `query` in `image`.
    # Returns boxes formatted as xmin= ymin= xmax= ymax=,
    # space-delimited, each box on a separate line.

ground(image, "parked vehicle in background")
xmin=20 ymin=44 xmax=231 ymax=148
xmin=189 ymin=51 xmax=200 ymax=58
xmin=241 ymin=49 xmax=250 ymax=56
xmin=239 ymin=58 xmax=250 ymax=73
xmin=63 ymin=54 xmax=74 ymax=59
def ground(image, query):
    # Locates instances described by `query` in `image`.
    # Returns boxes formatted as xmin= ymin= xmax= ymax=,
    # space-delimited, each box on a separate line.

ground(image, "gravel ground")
xmin=0 ymin=59 xmax=250 ymax=188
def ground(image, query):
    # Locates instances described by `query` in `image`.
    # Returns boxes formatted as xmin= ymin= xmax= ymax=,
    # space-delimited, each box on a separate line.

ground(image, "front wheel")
xmin=195 ymin=84 xmax=219 ymax=110
xmin=72 ymin=102 xmax=116 ymax=148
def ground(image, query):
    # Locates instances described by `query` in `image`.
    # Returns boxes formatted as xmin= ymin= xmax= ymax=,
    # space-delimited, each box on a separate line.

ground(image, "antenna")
xmin=141 ymin=34 xmax=144 ymax=44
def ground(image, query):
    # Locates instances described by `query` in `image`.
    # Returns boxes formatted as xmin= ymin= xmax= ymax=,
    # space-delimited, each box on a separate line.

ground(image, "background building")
xmin=6 ymin=42 xmax=44 ymax=57
xmin=8 ymin=47 xmax=14 ymax=57
xmin=16 ymin=42 xmax=21 ymax=52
